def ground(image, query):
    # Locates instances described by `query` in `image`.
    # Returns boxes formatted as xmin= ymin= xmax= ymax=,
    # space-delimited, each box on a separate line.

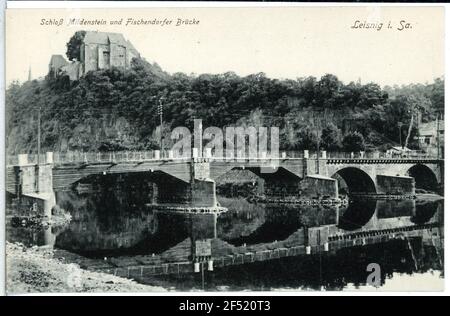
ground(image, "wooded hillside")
xmin=6 ymin=56 xmax=444 ymax=154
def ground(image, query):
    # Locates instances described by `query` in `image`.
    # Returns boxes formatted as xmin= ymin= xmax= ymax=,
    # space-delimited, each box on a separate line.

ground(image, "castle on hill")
xmin=49 ymin=31 xmax=140 ymax=80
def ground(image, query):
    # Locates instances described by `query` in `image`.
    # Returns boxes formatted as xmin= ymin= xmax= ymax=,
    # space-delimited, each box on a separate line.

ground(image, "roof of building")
xmin=83 ymin=31 xmax=139 ymax=54
xmin=49 ymin=54 xmax=68 ymax=69
xmin=306 ymin=174 xmax=336 ymax=181
xmin=390 ymin=146 xmax=412 ymax=152
xmin=419 ymin=120 xmax=444 ymax=135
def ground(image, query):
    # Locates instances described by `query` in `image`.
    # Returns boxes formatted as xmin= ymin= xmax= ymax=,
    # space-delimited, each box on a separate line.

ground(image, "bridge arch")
xmin=407 ymin=164 xmax=438 ymax=193
xmin=70 ymin=170 xmax=191 ymax=205
xmin=332 ymin=167 xmax=376 ymax=195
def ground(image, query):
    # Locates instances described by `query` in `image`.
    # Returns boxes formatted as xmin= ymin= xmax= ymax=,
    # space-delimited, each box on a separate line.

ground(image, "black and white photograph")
xmin=2 ymin=3 xmax=445 ymax=294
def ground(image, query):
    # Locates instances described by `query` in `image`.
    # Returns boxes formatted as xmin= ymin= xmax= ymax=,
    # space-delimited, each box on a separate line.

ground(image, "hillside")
xmin=6 ymin=56 xmax=444 ymax=155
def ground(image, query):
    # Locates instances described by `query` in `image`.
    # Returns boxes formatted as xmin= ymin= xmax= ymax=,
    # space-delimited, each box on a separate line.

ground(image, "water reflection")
xmin=181 ymin=238 xmax=443 ymax=291
xmin=337 ymin=199 xmax=377 ymax=231
xmin=218 ymin=199 xmax=339 ymax=246
xmin=6 ymin=183 xmax=444 ymax=291
xmin=21 ymin=190 xmax=442 ymax=258
xmin=411 ymin=200 xmax=442 ymax=225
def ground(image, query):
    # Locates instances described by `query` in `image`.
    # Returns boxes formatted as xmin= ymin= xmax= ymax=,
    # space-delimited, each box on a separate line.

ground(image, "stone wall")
xmin=82 ymin=43 xmax=99 ymax=73
xmin=97 ymin=44 xmax=110 ymax=69
xmin=376 ymin=175 xmax=415 ymax=195
xmin=61 ymin=61 xmax=82 ymax=80
xmin=304 ymin=158 xmax=328 ymax=176
xmin=110 ymin=44 xmax=126 ymax=68
xmin=191 ymin=179 xmax=217 ymax=207
xmin=299 ymin=175 xmax=338 ymax=199
xmin=81 ymin=41 xmax=138 ymax=74
xmin=19 ymin=193 xmax=55 ymax=217
xmin=15 ymin=164 xmax=53 ymax=195
xmin=263 ymin=178 xmax=300 ymax=198
xmin=192 ymin=161 xmax=210 ymax=180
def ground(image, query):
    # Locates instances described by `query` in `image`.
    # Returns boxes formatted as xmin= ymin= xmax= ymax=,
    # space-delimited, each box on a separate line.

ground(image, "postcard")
xmin=4 ymin=4 xmax=445 ymax=294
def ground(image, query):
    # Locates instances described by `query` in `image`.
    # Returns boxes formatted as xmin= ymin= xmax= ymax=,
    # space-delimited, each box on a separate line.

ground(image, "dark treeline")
xmin=6 ymin=57 xmax=444 ymax=154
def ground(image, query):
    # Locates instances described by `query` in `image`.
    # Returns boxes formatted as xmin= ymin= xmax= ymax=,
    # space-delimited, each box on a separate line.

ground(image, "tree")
xmin=5 ymin=47 xmax=444 ymax=155
xmin=66 ymin=31 xmax=87 ymax=61
xmin=428 ymin=77 xmax=444 ymax=116
xmin=296 ymin=128 xmax=319 ymax=150
xmin=316 ymin=74 xmax=342 ymax=108
xmin=320 ymin=123 xmax=342 ymax=151
xmin=342 ymin=132 xmax=365 ymax=152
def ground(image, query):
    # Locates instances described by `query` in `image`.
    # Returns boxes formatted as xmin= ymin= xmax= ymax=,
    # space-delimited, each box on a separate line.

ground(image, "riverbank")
xmin=6 ymin=242 xmax=167 ymax=294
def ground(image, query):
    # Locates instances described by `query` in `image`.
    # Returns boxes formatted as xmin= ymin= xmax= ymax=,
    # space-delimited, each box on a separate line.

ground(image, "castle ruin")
xmin=49 ymin=31 xmax=140 ymax=80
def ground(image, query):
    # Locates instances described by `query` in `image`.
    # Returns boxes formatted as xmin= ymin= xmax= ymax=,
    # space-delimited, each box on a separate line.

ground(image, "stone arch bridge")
xmin=6 ymin=152 xmax=443 ymax=214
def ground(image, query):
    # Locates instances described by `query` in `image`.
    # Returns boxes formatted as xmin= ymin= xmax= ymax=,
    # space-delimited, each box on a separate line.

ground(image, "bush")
xmin=342 ymin=131 xmax=365 ymax=152
xmin=320 ymin=123 xmax=342 ymax=151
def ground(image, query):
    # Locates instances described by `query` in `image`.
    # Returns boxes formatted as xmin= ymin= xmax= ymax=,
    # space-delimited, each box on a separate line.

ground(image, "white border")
xmin=1 ymin=0 xmax=6 ymax=298
xmin=1 ymin=1 xmax=449 ymax=297
xmin=5 ymin=1 xmax=450 ymax=9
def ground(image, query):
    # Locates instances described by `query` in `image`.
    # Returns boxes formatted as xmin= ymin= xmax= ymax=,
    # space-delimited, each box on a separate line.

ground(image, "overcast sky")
xmin=6 ymin=6 xmax=444 ymax=87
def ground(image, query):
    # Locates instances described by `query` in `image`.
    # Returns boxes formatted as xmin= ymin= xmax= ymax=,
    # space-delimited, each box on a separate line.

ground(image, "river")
xmin=6 ymin=186 xmax=444 ymax=291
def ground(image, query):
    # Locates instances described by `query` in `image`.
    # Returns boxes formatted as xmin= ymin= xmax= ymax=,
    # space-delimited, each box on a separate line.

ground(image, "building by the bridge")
xmin=48 ymin=31 xmax=140 ymax=80
xmin=417 ymin=119 xmax=444 ymax=158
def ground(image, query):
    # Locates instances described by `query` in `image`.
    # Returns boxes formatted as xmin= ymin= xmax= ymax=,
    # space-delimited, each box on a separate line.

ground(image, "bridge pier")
xmin=258 ymin=173 xmax=338 ymax=202
xmin=149 ymin=158 xmax=223 ymax=212
xmin=13 ymin=153 xmax=57 ymax=216
xmin=189 ymin=159 xmax=219 ymax=208
xmin=376 ymin=175 xmax=415 ymax=196
xmin=299 ymin=175 xmax=338 ymax=200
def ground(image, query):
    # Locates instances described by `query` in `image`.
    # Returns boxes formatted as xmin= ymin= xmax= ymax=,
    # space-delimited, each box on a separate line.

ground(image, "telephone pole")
xmin=36 ymin=105 xmax=41 ymax=192
xmin=436 ymin=113 xmax=441 ymax=158
xmin=313 ymin=109 xmax=322 ymax=174
xmin=37 ymin=106 xmax=41 ymax=165
xmin=158 ymin=98 xmax=163 ymax=152
xmin=316 ymin=114 xmax=320 ymax=174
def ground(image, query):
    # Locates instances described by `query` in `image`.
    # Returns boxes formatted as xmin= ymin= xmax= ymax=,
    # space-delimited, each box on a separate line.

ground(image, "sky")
xmin=5 ymin=6 xmax=445 ymax=87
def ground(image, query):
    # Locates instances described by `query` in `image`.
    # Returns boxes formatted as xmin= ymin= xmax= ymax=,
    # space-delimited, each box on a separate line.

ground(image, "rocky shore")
xmin=6 ymin=242 xmax=167 ymax=294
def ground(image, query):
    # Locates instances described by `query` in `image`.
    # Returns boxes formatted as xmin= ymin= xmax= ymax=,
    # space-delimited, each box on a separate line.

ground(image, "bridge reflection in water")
xmin=7 ymin=183 xmax=443 ymax=290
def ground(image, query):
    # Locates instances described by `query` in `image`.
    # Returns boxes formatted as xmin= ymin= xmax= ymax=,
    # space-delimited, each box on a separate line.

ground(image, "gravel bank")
xmin=6 ymin=242 xmax=167 ymax=294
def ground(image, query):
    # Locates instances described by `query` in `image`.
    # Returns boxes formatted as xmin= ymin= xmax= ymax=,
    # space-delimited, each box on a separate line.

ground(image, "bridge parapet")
xmin=6 ymin=150 xmax=440 ymax=167
xmin=326 ymin=158 xmax=442 ymax=165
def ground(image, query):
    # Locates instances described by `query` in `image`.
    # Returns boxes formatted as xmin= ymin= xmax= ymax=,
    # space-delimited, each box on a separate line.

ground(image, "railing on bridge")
xmin=6 ymin=149 xmax=440 ymax=166
xmin=324 ymin=151 xmax=436 ymax=159
xmin=54 ymin=151 xmax=161 ymax=164
xmin=6 ymin=154 xmax=47 ymax=166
